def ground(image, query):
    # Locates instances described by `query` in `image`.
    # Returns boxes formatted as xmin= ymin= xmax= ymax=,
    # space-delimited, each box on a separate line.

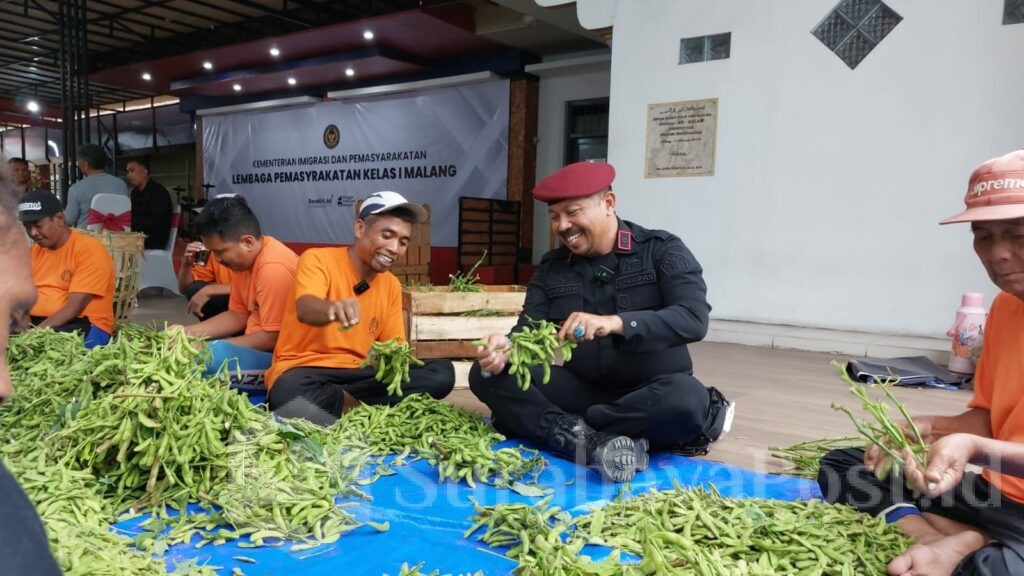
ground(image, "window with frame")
xmin=564 ymin=98 xmax=609 ymax=165
xmin=679 ymin=32 xmax=731 ymax=65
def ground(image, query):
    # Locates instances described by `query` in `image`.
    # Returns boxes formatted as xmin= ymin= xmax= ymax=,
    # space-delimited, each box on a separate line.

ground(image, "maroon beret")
xmin=532 ymin=161 xmax=616 ymax=204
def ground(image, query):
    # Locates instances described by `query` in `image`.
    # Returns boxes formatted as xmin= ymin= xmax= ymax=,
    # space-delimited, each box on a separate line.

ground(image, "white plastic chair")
xmin=137 ymin=205 xmax=181 ymax=295
xmin=86 ymin=193 xmax=132 ymax=232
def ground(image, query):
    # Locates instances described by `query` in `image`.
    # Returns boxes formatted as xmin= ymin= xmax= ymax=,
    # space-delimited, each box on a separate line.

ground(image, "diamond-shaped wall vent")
xmin=812 ymin=0 xmax=902 ymax=69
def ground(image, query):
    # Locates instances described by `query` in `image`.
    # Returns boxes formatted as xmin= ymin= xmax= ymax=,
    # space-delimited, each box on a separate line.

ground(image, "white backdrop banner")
xmin=202 ymin=79 xmax=510 ymax=246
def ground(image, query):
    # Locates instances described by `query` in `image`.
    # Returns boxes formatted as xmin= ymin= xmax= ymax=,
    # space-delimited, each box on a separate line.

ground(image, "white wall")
xmin=576 ymin=0 xmax=1024 ymax=337
xmin=533 ymin=63 xmax=611 ymax=261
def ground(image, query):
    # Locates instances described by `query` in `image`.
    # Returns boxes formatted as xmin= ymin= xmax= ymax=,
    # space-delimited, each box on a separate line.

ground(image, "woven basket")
xmin=84 ymin=230 xmax=146 ymax=327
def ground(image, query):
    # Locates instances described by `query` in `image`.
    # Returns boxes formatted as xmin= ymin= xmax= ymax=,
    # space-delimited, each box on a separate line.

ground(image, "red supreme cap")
xmin=941 ymin=150 xmax=1024 ymax=224
xmin=532 ymin=161 xmax=615 ymax=204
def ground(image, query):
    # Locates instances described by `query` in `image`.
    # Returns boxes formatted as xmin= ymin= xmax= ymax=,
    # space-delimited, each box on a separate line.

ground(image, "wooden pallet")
xmin=403 ymin=285 xmax=526 ymax=359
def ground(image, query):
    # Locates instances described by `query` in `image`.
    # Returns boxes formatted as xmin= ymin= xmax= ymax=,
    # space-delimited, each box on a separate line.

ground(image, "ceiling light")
xmin=141 ymin=72 xmax=152 ymax=81
xmin=269 ymin=47 xmax=280 ymax=57
xmin=233 ymin=84 xmax=242 ymax=92
xmin=27 ymin=100 xmax=40 ymax=113
xmin=202 ymin=61 xmax=213 ymax=70
xmin=363 ymin=30 xmax=374 ymax=40
xmin=287 ymin=77 xmax=297 ymax=86
xmin=345 ymin=67 xmax=355 ymax=77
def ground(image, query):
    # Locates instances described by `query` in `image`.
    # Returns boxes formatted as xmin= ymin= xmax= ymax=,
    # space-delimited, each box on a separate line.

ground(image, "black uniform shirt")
xmin=130 ymin=179 xmax=174 ymax=250
xmin=515 ymin=218 xmax=711 ymax=388
xmin=0 ymin=460 xmax=61 ymax=575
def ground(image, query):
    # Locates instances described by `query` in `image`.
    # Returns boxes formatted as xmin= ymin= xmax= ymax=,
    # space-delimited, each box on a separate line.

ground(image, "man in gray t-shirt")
xmin=64 ymin=144 xmax=129 ymax=229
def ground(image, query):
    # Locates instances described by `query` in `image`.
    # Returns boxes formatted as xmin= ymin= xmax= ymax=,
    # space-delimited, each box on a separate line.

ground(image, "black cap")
xmin=18 ymin=189 xmax=63 ymax=222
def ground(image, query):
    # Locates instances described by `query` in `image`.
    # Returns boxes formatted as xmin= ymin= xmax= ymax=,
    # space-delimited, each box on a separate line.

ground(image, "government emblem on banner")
xmin=323 ymin=124 xmax=340 ymax=149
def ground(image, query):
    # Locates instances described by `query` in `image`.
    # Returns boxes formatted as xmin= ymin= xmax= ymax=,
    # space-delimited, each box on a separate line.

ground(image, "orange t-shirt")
xmin=227 ymin=236 xmax=298 ymax=335
xmin=192 ymin=255 xmax=232 ymax=284
xmin=265 ymin=247 xmax=405 ymax=388
xmin=29 ymin=229 xmax=116 ymax=333
xmin=968 ymin=291 xmax=1024 ymax=504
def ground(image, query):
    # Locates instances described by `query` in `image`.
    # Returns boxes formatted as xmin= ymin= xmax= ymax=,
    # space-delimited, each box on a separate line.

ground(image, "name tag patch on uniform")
xmin=546 ymin=283 xmax=581 ymax=297
xmin=615 ymin=272 xmax=656 ymax=288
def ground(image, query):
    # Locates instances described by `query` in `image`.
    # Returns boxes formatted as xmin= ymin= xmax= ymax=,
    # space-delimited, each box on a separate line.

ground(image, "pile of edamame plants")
xmin=466 ymin=484 xmax=909 ymax=575
xmin=3 ymin=327 xmax=911 ymax=575
xmin=2 ymin=326 xmax=543 ymax=575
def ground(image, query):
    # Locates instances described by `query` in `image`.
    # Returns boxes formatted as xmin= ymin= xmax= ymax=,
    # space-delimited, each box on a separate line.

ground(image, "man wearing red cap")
xmin=470 ymin=161 xmax=734 ymax=483
xmin=819 ymin=150 xmax=1024 ymax=576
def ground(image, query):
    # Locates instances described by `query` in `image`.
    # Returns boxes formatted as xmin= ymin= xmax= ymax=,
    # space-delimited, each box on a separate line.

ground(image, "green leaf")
xmin=290 ymin=437 xmax=326 ymax=463
xmin=274 ymin=421 xmax=306 ymax=440
xmin=510 ymin=482 xmax=552 ymax=497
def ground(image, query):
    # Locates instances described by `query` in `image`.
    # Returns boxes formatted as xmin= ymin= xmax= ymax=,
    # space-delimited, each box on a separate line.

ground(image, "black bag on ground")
xmin=844 ymin=356 xmax=970 ymax=390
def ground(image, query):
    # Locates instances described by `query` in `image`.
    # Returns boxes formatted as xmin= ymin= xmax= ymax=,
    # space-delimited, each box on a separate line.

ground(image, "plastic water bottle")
xmin=946 ymin=292 xmax=986 ymax=374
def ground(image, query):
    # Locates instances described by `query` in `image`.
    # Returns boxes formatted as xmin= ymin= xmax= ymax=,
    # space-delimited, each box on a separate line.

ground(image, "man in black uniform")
xmin=126 ymin=158 xmax=174 ymax=250
xmin=470 ymin=161 xmax=734 ymax=483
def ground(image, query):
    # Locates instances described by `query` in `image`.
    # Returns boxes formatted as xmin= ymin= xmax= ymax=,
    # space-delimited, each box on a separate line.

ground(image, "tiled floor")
xmin=132 ymin=294 xmax=971 ymax=474
xmin=132 ymin=292 xmax=196 ymax=328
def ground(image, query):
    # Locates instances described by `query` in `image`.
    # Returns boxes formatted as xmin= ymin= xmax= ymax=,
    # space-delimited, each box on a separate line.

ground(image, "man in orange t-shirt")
xmin=819 ymin=151 xmax=1024 ymax=576
xmin=177 ymin=240 xmax=232 ymax=320
xmin=18 ymin=189 xmax=115 ymax=348
xmin=267 ymin=191 xmax=454 ymax=425
xmin=176 ymin=196 xmax=297 ymax=377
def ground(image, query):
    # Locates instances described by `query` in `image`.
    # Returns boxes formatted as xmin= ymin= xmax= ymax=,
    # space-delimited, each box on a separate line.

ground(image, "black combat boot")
xmin=545 ymin=415 xmax=645 ymax=483
xmin=634 ymin=438 xmax=650 ymax=472
xmin=672 ymin=386 xmax=735 ymax=457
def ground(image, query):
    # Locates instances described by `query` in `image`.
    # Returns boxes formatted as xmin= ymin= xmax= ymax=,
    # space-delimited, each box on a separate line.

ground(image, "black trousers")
xmin=29 ymin=315 xmax=89 ymax=334
xmin=818 ymin=448 xmax=1024 ymax=576
xmin=184 ymin=281 xmax=230 ymax=320
xmin=268 ymin=360 xmax=456 ymax=425
xmin=468 ymin=362 xmax=712 ymax=450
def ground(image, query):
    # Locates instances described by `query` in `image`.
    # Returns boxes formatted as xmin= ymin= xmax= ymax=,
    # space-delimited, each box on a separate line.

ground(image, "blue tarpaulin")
xmin=112 ymin=438 xmax=821 ymax=576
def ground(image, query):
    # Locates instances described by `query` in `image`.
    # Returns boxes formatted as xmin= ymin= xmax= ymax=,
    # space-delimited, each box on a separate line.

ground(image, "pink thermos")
xmin=946 ymin=292 xmax=986 ymax=375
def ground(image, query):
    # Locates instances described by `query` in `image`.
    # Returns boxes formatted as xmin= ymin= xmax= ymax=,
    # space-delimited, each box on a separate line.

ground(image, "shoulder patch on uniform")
xmin=661 ymin=252 xmax=689 ymax=274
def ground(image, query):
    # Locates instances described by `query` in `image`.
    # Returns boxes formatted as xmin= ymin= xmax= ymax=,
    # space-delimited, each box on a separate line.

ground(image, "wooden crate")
xmin=403 ymin=285 xmax=526 ymax=359
xmin=457 ymin=197 xmax=521 ymax=275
